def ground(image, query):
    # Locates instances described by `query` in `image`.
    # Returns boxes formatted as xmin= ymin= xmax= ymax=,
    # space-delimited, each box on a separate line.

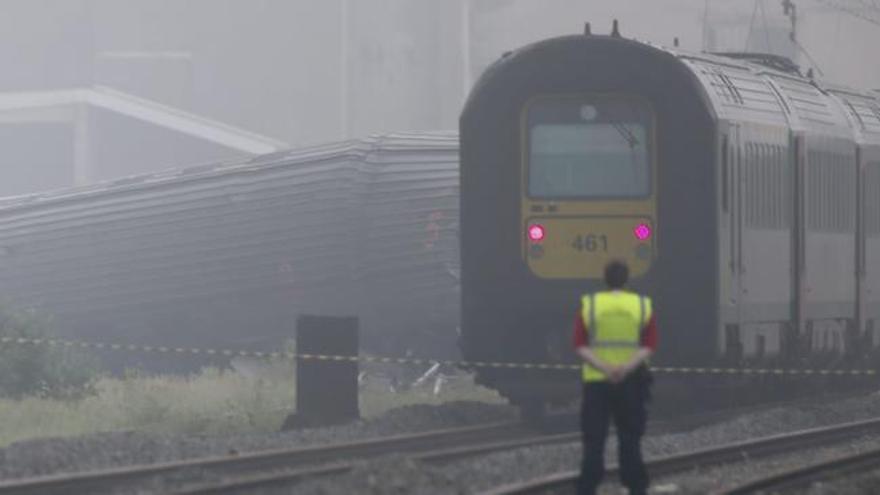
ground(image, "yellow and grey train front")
xmin=522 ymin=95 xmax=656 ymax=281
xmin=460 ymin=33 xmax=718 ymax=408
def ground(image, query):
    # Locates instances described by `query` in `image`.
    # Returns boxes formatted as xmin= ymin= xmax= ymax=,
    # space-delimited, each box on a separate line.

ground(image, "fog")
xmin=0 ymin=0 xmax=877 ymax=196
xmin=0 ymin=0 xmax=876 ymax=361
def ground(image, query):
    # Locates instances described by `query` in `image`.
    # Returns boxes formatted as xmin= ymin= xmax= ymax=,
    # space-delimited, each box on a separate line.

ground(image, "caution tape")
xmin=0 ymin=336 xmax=876 ymax=376
xmin=649 ymin=366 xmax=876 ymax=376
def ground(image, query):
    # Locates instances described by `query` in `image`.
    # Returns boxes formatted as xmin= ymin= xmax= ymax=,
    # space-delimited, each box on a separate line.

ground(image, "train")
xmin=459 ymin=29 xmax=880 ymax=411
xmin=0 ymin=133 xmax=460 ymax=367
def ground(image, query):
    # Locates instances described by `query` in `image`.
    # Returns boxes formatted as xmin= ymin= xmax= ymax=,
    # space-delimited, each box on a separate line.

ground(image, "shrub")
xmin=0 ymin=306 xmax=98 ymax=399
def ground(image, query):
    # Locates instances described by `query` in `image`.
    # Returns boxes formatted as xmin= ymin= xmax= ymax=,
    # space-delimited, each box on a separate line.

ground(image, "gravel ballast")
xmin=6 ymin=391 xmax=880 ymax=494
xmin=653 ymin=435 xmax=880 ymax=495
xmin=0 ymin=401 xmax=516 ymax=480
xmin=796 ymin=464 xmax=880 ymax=495
xmin=290 ymin=391 xmax=880 ymax=495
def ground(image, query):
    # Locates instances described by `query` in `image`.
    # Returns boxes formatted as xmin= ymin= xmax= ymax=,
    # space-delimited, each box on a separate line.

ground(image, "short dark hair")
xmin=604 ymin=260 xmax=629 ymax=289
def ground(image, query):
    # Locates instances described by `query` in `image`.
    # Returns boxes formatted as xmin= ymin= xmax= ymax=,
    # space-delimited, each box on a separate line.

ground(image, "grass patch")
xmin=0 ymin=306 xmax=98 ymax=399
xmin=0 ymin=363 xmax=504 ymax=447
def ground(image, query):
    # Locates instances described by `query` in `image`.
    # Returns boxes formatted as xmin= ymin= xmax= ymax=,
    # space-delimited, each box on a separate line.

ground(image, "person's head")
xmin=604 ymin=260 xmax=629 ymax=289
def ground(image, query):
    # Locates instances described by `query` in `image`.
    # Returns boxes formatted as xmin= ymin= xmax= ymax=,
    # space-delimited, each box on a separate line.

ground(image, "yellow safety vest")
xmin=581 ymin=291 xmax=652 ymax=382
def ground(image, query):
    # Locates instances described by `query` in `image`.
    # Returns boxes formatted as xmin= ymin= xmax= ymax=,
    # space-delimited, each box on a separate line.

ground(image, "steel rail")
xmin=719 ymin=445 xmax=880 ymax=494
xmin=161 ymin=403 xmax=847 ymax=494
xmin=0 ymin=402 xmax=834 ymax=495
xmin=0 ymin=420 xmax=531 ymax=495
xmin=479 ymin=417 xmax=880 ymax=495
xmin=171 ymin=432 xmax=581 ymax=494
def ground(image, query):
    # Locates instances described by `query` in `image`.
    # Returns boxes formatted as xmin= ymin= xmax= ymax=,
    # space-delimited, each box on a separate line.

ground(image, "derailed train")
xmin=460 ymin=32 xmax=880 ymax=408
xmin=0 ymin=133 xmax=460 ymax=365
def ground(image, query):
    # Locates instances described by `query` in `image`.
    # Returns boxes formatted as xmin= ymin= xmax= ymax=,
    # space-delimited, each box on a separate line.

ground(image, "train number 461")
xmin=571 ymin=234 xmax=608 ymax=252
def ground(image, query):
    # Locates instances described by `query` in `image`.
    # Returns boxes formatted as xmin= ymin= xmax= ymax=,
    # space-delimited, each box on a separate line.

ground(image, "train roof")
xmin=475 ymin=34 xmax=879 ymax=141
xmin=0 ymin=131 xmax=460 ymax=319
xmin=650 ymin=40 xmax=880 ymax=140
xmin=0 ymin=131 xmax=458 ymax=216
xmin=704 ymin=40 xmax=873 ymax=136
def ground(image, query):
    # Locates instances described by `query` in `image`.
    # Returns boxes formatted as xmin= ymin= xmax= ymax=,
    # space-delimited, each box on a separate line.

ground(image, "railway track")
xmin=479 ymin=417 xmax=880 ymax=495
xmin=140 ymin=406 xmax=762 ymax=494
xmin=172 ymin=430 xmax=581 ymax=494
xmin=720 ymin=445 xmax=880 ymax=494
xmin=0 ymin=419 xmax=573 ymax=495
xmin=0 ymin=400 xmax=852 ymax=494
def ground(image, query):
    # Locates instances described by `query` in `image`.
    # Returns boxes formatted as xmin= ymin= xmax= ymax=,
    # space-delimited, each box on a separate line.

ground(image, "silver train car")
xmin=0 ymin=132 xmax=460 ymax=365
xmin=459 ymin=33 xmax=880 ymax=407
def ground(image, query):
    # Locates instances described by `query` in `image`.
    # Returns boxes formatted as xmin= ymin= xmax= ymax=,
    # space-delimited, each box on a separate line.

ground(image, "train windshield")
xmin=527 ymin=97 xmax=653 ymax=199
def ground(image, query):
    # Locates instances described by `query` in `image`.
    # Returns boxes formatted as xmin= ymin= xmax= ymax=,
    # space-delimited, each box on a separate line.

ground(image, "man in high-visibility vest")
xmin=573 ymin=260 xmax=657 ymax=495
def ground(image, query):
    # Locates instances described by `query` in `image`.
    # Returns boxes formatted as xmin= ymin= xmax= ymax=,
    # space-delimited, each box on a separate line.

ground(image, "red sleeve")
xmin=641 ymin=315 xmax=658 ymax=351
xmin=573 ymin=312 xmax=588 ymax=348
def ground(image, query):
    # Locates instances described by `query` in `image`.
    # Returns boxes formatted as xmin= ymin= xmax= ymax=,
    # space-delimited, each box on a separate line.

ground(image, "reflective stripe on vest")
xmin=580 ymin=291 xmax=652 ymax=382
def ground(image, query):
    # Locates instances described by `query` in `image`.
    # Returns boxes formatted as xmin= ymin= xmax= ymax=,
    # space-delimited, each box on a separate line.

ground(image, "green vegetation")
xmin=0 ymin=306 xmax=504 ymax=447
xmin=0 ymin=367 xmax=293 ymax=446
xmin=0 ymin=306 xmax=98 ymax=399
xmin=0 ymin=361 xmax=504 ymax=447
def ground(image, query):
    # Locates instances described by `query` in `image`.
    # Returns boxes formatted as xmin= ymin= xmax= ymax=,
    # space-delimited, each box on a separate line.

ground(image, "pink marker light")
xmin=528 ymin=224 xmax=546 ymax=242
xmin=633 ymin=223 xmax=652 ymax=242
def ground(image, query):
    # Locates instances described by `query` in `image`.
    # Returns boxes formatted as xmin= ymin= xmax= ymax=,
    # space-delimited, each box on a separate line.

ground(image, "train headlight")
xmin=527 ymin=224 xmax=546 ymax=242
xmin=579 ymin=105 xmax=598 ymax=121
xmin=633 ymin=223 xmax=652 ymax=242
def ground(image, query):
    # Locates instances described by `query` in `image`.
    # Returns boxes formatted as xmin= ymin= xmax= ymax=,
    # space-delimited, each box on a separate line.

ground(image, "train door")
xmin=730 ymin=126 xmax=744 ymax=323
xmin=792 ymin=135 xmax=807 ymax=338
xmin=856 ymin=148 xmax=867 ymax=343
xmin=867 ymin=158 xmax=880 ymax=347
xmin=723 ymin=124 xmax=743 ymax=357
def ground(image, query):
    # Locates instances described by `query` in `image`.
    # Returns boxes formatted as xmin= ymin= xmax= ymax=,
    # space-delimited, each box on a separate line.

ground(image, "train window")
xmin=743 ymin=144 xmax=751 ymax=225
xmin=756 ymin=145 xmax=763 ymax=226
xmin=747 ymin=145 xmax=755 ymax=226
xmin=824 ymin=154 xmax=832 ymax=230
xmin=779 ymin=146 xmax=786 ymax=227
xmin=826 ymin=155 xmax=832 ymax=230
xmin=742 ymin=141 xmax=790 ymax=230
xmin=837 ymin=154 xmax=844 ymax=230
xmin=837 ymin=156 xmax=844 ymax=229
xmin=808 ymin=152 xmax=820 ymax=231
xmin=806 ymin=151 xmax=858 ymax=233
xmin=832 ymin=155 xmax=838 ymax=229
xmin=526 ymin=97 xmax=652 ymax=199
xmin=722 ymin=137 xmax=729 ymax=212
xmin=752 ymin=149 xmax=757 ymax=225
xmin=787 ymin=146 xmax=793 ymax=226
xmin=758 ymin=148 xmax=763 ymax=225
xmin=818 ymin=154 xmax=826 ymax=230
xmin=767 ymin=145 xmax=776 ymax=227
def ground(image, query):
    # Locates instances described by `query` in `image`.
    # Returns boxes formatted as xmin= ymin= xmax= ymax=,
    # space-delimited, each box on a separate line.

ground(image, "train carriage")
xmin=832 ymin=88 xmax=880 ymax=351
xmin=459 ymin=30 xmax=880 ymax=410
xmin=0 ymin=133 xmax=461 ymax=366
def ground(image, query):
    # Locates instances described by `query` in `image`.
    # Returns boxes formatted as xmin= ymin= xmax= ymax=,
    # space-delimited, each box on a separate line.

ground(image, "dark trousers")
xmin=577 ymin=373 xmax=649 ymax=495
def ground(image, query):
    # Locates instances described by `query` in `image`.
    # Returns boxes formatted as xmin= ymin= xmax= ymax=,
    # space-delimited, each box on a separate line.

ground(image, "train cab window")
xmin=526 ymin=97 xmax=653 ymax=199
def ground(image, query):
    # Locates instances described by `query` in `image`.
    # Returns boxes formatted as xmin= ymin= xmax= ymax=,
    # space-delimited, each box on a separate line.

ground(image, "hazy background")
xmin=1 ymin=0 xmax=878 ymax=196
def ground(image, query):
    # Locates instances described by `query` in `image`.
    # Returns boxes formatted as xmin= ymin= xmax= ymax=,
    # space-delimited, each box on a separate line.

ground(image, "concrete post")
xmin=282 ymin=315 xmax=360 ymax=430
